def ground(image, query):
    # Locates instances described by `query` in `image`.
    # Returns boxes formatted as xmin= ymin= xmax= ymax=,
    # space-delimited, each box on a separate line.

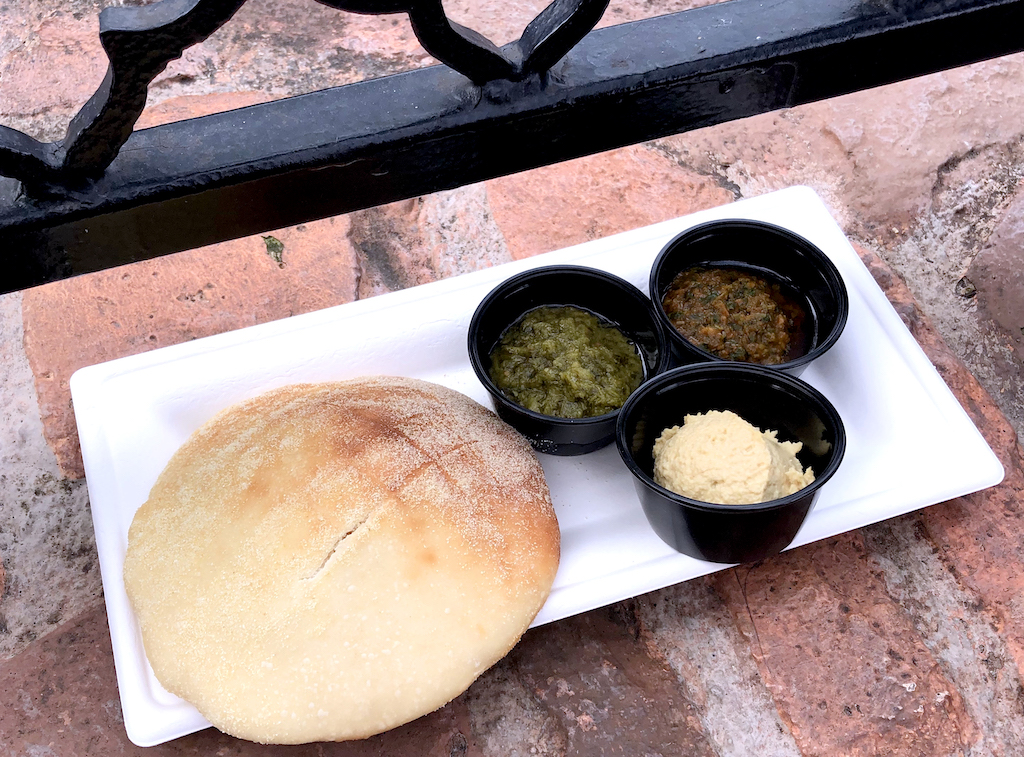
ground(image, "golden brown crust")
xmin=123 ymin=377 xmax=559 ymax=743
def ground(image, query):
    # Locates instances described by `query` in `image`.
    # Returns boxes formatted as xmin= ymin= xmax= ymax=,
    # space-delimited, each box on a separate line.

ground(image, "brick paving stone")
xmin=862 ymin=515 xmax=1024 ymax=754
xmin=634 ymin=578 xmax=802 ymax=756
xmin=0 ymin=291 xmax=99 ymax=661
xmin=135 ymin=91 xmax=274 ymax=129
xmin=0 ymin=10 xmax=105 ymax=142
xmin=0 ymin=601 xmax=134 ymax=757
xmin=492 ymin=607 xmax=718 ymax=756
xmin=347 ymin=185 xmax=512 ymax=298
xmin=464 ymin=659 xmax=570 ymax=755
xmin=0 ymin=601 xmax=482 ymax=756
xmin=885 ymin=135 xmax=1024 ymax=439
xmin=446 ymin=0 xmax=721 ymax=46
xmin=967 ymin=181 xmax=1024 ymax=385
xmin=21 ymin=217 xmax=360 ymax=479
xmin=859 ymin=245 xmax=1024 ymax=754
xmin=443 ymin=0 xmax=550 ymax=47
xmin=485 ymin=145 xmax=733 ymax=261
xmin=713 ymin=533 xmax=976 ymax=756
xmin=0 ymin=591 xmax=719 ymax=756
xmin=856 ymin=246 xmax=1022 ymax=463
xmin=660 ymin=54 xmax=1024 ymax=248
xmin=193 ymin=0 xmax=430 ymax=94
xmin=857 ymin=246 xmax=1024 ymax=710
xmin=596 ymin=0 xmax=724 ymax=29
xmin=0 ymin=0 xmax=431 ymax=146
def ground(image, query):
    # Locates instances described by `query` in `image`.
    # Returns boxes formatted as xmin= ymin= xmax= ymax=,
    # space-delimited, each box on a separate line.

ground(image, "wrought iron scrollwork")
xmin=0 ymin=0 xmax=609 ymax=193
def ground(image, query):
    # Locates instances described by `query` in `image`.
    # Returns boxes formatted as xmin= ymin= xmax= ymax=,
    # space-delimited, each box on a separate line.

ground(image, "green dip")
xmin=489 ymin=305 xmax=644 ymax=419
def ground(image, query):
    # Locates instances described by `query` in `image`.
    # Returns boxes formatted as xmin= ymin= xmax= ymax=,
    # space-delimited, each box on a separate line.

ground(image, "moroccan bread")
xmin=123 ymin=376 xmax=559 ymax=744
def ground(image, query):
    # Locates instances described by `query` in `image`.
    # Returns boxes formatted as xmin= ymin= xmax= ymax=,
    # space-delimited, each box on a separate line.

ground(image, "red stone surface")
xmin=509 ymin=609 xmax=717 ymax=755
xmin=967 ymin=182 xmax=1024 ymax=365
xmin=0 ymin=11 xmax=105 ymax=142
xmin=858 ymin=247 xmax=1024 ymax=699
xmin=0 ymin=602 xmax=481 ymax=756
xmin=135 ymin=91 xmax=274 ymax=129
xmin=347 ymin=188 xmax=512 ymax=298
xmin=0 ymin=599 xmax=729 ymax=755
xmin=662 ymin=56 xmax=1024 ymax=246
xmin=485 ymin=145 xmax=734 ymax=260
xmin=714 ymin=534 xmax=975 ymax=756
xmin=22 ymin=218 xmax=360 ymax=479
xmin=20 ymin=180 xmax=516 ymax=478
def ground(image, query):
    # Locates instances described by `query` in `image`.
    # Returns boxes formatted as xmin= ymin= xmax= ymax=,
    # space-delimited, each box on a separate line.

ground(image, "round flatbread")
xmin=123 ymin=376 xmax=559 ymax=743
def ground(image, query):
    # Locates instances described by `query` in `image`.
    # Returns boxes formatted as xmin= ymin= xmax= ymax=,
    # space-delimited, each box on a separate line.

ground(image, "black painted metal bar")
xmin=2 ymin=0 xmax=1024 ymax=293
xmin=0 ymin=0 xmax=613 ymax=189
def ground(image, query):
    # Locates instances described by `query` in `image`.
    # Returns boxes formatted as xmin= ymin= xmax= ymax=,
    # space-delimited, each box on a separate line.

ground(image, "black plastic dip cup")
xmin=650 ymin=220 xmax=849 ymax=376
xmin=468 ymin=265 xmax=671 ymax=456
xmin=616 ymin=363 xmax=846 ymax=563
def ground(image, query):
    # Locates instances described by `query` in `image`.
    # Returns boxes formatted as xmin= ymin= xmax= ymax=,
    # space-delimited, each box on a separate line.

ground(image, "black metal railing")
xmin=2 ymin=0 xmax=1023 ymax=294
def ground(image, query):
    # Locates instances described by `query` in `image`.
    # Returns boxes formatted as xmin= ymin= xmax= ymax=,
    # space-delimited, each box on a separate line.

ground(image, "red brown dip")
xmin=661 ymin=267 xmax=806 ymax=364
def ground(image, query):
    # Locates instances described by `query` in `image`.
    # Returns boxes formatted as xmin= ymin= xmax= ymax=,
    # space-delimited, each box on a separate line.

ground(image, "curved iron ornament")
xmin=0 ymin=0 xmax=609 ymax=193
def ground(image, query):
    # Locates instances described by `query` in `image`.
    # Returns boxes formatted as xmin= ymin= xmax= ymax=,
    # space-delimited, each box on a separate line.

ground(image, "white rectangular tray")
xmin=71 ymin=186 xmax=1004 ymax=747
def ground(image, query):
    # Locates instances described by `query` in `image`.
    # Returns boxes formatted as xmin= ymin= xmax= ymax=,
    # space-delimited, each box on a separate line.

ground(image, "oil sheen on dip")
xmin=661 ymin=267 xmax=807 ymax=364
xmin=489 ymin=305 xmax=643 ymax=419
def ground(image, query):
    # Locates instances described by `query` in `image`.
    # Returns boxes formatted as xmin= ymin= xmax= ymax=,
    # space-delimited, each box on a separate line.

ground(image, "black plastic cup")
xmin=615 ymin=363 xmax=846 ymax=564
xmin=468 ymin=265 xmax=672 ymax=456
xmin=650 ymin=220 xmax=849 ymax=376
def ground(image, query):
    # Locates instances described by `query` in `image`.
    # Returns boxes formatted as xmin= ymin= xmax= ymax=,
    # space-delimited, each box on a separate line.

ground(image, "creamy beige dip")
xmin=652 ymin=410 xmax=814 ymax=505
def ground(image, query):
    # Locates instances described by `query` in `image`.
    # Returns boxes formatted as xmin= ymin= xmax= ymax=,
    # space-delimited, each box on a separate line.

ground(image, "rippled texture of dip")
xmin=652 ymin=410 xmax=814 ymax=505
xmin=489 ymin=306 xmax=643 ymax=419
xmin=662 ymin=267 xmax=805 ymax=364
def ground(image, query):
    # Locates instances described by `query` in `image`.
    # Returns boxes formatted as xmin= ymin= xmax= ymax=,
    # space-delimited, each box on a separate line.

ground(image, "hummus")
xmin=652 ymin=410 xmax=814 ymax=505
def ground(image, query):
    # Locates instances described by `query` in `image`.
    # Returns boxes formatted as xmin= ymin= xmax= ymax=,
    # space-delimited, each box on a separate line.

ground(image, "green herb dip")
xmin=489 ymin=305 xmax=644 ymax=419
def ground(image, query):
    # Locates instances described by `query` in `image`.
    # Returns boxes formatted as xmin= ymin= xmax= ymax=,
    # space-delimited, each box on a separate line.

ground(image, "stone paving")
xmin=2 ymin=1 xmax=1024 ymax=755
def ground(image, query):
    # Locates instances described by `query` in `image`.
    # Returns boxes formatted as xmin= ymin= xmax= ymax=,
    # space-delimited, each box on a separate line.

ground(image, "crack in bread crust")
xmin=303 ymin=514 xmax=372 ymax=581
